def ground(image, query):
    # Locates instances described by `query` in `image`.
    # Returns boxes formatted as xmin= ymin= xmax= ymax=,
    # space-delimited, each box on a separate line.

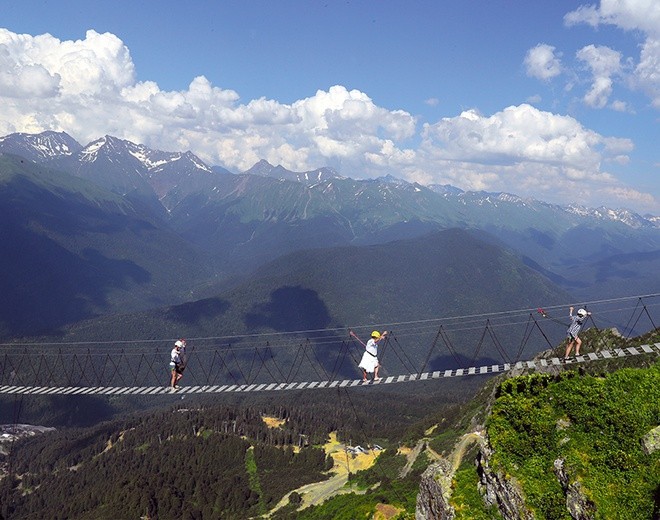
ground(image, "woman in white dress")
xmin=350 ymin=330 xmax=388 ymax=382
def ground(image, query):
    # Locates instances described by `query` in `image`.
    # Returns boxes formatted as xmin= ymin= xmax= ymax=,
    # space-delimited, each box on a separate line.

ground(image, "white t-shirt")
xmin=365 ymin=338 xmax=378 ymax=357
xmin=358 ymin=338 xmax=379 ymax=373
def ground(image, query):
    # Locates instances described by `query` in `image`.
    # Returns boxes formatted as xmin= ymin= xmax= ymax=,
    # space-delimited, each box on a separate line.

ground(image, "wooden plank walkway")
xmin=1 ymin=343 xmax=658 ymax=396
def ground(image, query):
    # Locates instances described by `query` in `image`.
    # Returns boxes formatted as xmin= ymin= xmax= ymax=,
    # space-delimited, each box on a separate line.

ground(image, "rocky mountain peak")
xmin=0 ymin=130 xmax=82 ymax=162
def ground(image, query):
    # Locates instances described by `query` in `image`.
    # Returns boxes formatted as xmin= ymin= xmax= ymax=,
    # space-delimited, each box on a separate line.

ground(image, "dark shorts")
xmin=170 ymin=363 xmax=184 ymax=374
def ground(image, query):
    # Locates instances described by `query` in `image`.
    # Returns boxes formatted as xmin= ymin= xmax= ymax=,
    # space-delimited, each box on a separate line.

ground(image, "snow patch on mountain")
xmin=80 ymin=137 xmax=107 ymax=163
xmin=566 ymin=205 xmax=656 ymax=228
xmin=1 ymin=131 xmax=657 ymax=230
xmin=0 ymin=131 xmax=81 ymax=162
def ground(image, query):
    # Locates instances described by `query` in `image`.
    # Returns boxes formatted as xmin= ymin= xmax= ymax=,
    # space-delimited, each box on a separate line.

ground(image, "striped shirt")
xmin=567 ymin=315 xmax=586 ymax=338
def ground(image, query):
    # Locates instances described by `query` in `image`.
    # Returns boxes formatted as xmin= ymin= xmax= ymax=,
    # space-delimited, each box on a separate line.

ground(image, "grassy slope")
xmin=486 ymin=361 xmax=660 ymax=519
xmin=275 ymin=329 xmax=660 ymax=519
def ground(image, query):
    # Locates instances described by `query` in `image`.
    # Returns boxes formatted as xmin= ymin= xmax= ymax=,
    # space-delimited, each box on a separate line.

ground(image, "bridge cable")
xmin=418 ymin=327 xmax=444 ymax=376
xmin=252 ymin=347 xmax=277 ymax=385
xmin=288 ymin=343 xmax=308 ymax=383
xmin=216 ymin=349 xmax=242 ymax=386
xmin=3 ymin=293 xmax=659 ymax=350
xmin=486 ymin=321 xmax=510 ymax=364
xmin=471 ymin=320 xmax=510 ymax=366
xmin=305 ymin=338 xmax=330 ymax=382
xmin=384 ymin=333 xmax=418 ymax=374
xmin=329 ymin=340 xmax=348 ymax=382
xmin=228 ymin=346 xmax=249 ymax=385
xmin=624 ymin=297 xmax=657 ymax=338
xmin=246 ymin=347 xmax=260 ymax=385
xmin=438 ymin=326 xmax=463 ymax=369
xmin=515 ymin=313 xmax=552 ymax=363
xmin=263 ymin=343 xmax=287 ymax=383
xmin=580 ymin=304 xmax=599 ymax=334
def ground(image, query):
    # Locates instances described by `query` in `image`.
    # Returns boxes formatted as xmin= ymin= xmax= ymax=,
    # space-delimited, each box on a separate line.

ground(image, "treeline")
xmin=1 ymin=406 xmax=331 ymax=519
xmin=0 ymin=382 xmax=475 ymax=519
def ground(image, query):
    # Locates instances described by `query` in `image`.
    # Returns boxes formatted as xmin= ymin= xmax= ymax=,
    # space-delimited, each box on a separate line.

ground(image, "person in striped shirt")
xmin=564 ymin=307 xmax=591 ymax=360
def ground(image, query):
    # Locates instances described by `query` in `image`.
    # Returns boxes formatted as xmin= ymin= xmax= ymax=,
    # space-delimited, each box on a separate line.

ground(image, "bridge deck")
xmin=1 ymin=344 xmax=657 ymax=396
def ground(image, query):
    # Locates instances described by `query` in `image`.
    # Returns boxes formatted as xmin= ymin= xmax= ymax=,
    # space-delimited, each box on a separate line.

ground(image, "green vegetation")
xmin=273 ymin=473 xmax=420 ymax=520
xmin=272 ymin=424 xmax=453 ymax=519
xmin=1 ymin=408 xmax=330 ymax=519
xmin=487 ymin=360 xmax=660 ymax=519
xmin=245 ymin=446 xmax=266 ymax=515
xmin=1 ymin=329 xmax=658 ymax=519
xmin=451 ymin=461 xmax=500 ymax=519
xmin=273 ymin=491 xmax=385 ymax=520
xmin=0 ymin=384 xmax=472 ymax=519
xmin=347 ymin=448 xmax=407 ymax=489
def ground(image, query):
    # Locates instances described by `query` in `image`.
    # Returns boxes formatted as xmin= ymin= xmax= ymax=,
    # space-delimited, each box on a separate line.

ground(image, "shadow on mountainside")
xmin=244 ymin=286 xmax=332 ymax=332
xmin=163 ymin=297 xmax=230 ymax=324
xmin=0 ymin=226 xmax=150 ymax=338
xmin=243 ymin=286 xmax=362 ymax=380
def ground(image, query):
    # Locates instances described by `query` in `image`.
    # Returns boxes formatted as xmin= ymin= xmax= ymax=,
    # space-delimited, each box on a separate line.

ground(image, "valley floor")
xmin=267 ymin=432 xmax=377 ymax=516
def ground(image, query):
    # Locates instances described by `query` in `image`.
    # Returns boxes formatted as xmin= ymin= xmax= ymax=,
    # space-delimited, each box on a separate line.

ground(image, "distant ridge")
xmin=0 ymin=130 xmax=658 ymax=337
xmin=1 ymin=130 xmax=656 ymax=226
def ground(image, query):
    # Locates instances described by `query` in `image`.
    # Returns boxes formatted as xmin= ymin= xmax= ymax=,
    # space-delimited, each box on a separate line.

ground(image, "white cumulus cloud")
xmin=635 ymin=37 xmax=660 ymax=108
xmin=562 ymin=0 xmax=660 ymax=108
xmin=577 ymin=44 xmax=623 ymax=108
xmin=564 ymin=0 xmax=660 ymax=36
xmin=420 ymin=104 xmax=628 ymax=171
xmin=0 ymin=28 xmax=655 ymax=212
xmin=525 ymin=44 xmax=563 ymax=80
xmin=417 ymin=104 xmax=635 ymax=204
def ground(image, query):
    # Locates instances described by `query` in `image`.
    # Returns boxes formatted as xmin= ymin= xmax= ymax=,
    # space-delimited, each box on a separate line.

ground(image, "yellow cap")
xmin=371 ymin=331 xmax=381 ymax=339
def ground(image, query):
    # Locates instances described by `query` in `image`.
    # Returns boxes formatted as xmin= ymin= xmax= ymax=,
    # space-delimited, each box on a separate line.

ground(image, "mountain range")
xmin=0 ymin=130 xmax=658 ymax=341
xmin=1 ymin=132 xmax=659 ymax=519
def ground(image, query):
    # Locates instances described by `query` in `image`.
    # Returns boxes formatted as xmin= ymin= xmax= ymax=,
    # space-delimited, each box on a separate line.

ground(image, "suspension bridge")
xmin=0 ymin=295 xmax=658 ymax=396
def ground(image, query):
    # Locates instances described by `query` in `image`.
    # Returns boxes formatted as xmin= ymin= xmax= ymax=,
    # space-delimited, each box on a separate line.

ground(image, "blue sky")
xmin=1 ymin=0 xmax=658 ymax=213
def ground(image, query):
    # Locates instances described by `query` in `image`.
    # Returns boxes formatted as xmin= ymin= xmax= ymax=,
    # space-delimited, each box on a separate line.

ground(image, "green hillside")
xmin=0 ymin=155 xmax=220 ymax=337
xmin=16 ymin=228 xmax=572 ymax=391
xmin=57 ymin=228 xmax=570 ymax=339
xmin=485 ymin=365 xmax=659 ymax=519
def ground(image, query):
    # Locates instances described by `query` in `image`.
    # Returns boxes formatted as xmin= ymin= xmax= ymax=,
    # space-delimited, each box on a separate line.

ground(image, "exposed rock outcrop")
xmin=476 ymin=439 xmax=534 ymax=520
xmin=642 ymin=425 xmax=660 ymax=455
xmin=415 ymin=459 xmax=455 ymax=520
xmin=553 ymin=458 xmax=596 ymax=519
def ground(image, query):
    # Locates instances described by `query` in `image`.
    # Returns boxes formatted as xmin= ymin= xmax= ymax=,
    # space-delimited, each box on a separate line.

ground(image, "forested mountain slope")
xmin=0 ymin=154 xmax=219 ymax=338
xmin=17 ymin=228 xmax=571 ymax=386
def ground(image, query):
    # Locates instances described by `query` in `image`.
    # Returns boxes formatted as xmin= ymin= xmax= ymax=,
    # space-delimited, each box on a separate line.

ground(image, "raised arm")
xmin=349 ymin=330 xmax=366 ymax=347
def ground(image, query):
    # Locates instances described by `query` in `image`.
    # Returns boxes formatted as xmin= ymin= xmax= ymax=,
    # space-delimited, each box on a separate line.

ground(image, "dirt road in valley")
xmin=266 ymin=429 xmax=485 ymax=517
xmin=266 ymin=432 xmax=378 ymax=516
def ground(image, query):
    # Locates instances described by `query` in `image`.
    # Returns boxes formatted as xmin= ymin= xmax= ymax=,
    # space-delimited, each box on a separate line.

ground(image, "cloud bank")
xmin=562 ymin=0 xmax=660 ymax=109
xmin=0 ymin=19 xmax=657 ymax=213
